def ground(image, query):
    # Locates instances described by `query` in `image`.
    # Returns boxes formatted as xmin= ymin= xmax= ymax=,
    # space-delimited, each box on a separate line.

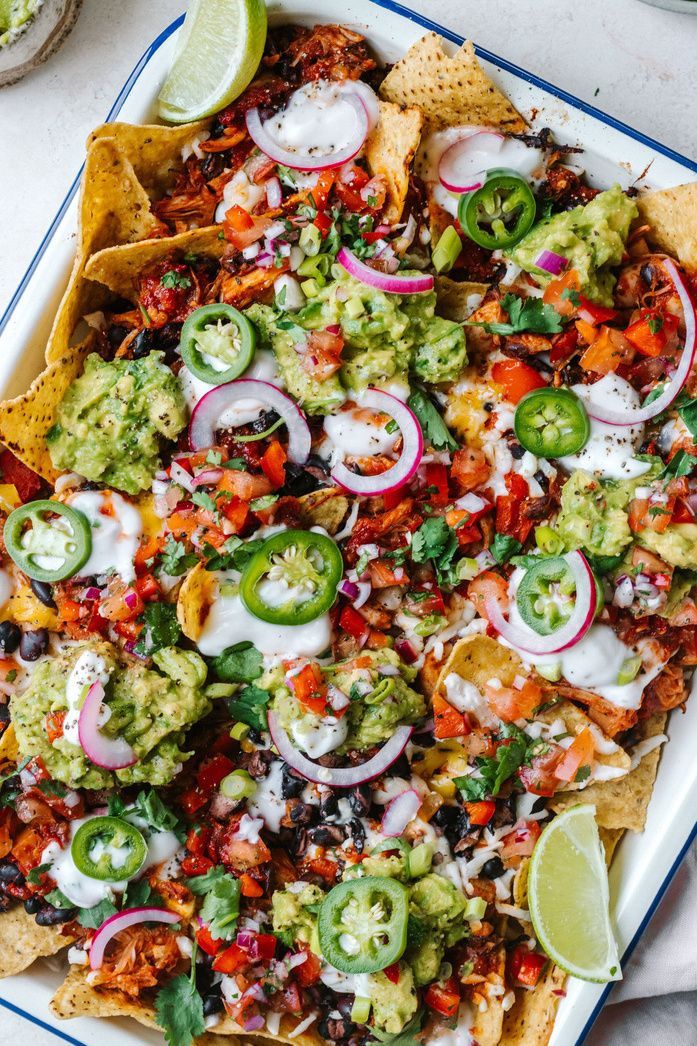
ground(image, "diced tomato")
xmin=302 ymin=329 xmax=344 ymax=381
xmin=577 ymin=297 xmax=619 ymax=327
xmin=580 ymin=326 xmax=634 ymax=374
xmin=260 ymin=440 xmax=287 ymax=489
xmin=181 ymin=853 xmax=214 ymax=877
xmin=220 ymin=495 xmax=250 ymax=533
xmin=287 ymin=662 xmax=329 ymax=716
xmin=550 ymin=326 xmax=580 ymax=365
xmin=113 ymin=619 xmax=141 ymax=642
xmin=178 ymin=787 xmax=207 ymax=816
xmin=507 ymin=945 xmax=547 ymax=987
xmin=340 ymin=605 xmax=370 ymax=644
xmin=465 ymin=800 xmax=496 ymax=826
xmin=134 ymin=535 xmax=163 ymax=575
xmin=424 ymin=463 xmax=449 ymax=506
xmin=468 ymin=571 xmax=509 ymax=624
xmin=367 ymin=560 xmax=409 ymax=589
xmin=223 ymin=206 xmax=271 ymax=249
xmin=196 ymin=924 xmax=223 ymax=957
xmin=672 ymin=498 xmax=695 ymax=525
xmin=313 ymin=210 xmax=333 ymax=238
xmin=217 ymin=468 xmax=273 ymax=502
xmin=628 ymin=493 xmax=673 ymax=534
xmin=484 ymin=679 xmax=541 ymax=723
xmin=213 ymin=943 xmax=248 ymax=973
xmin=58 ymin=598 xmax=84 ymax=623
xmin=311 ymin=170 xmax=337 ymax=212
xmin=186 ymin=826 xmax=212 ymax=856
xmin=491 ymin=359 xmax=546 ymax=405
xmin=197 ymin=754 xmax=235 ymax=794
xmin=134 ymin=573 xmax=160 ymax=602
xmin=306 ymin=856 xmax=339 ymax=882
xmin=433 ymin=692 xmax=471 ymax=739
xmin=382 ymin=488 xmax=403 ymax=511
xmin=554 ymin=727 xmax=595 ymax=783
xmin=45 ymin=711 xmax=66 ymax=745
xmin=500 ymin=819 xmax=541 ymax=861
xmin=240 ymin=873 xmax=265 ymax=898
xmin=518 ymin=746 xmax=565 ymax=797
xmin=451 ymin=447 xmax=491 ymax=494
xmin=383 ymin=963 xmax=401 ymax=985
xmin=424 ymin=976 xmax=460 ymax=1019
xmin=0 ymin=449 xmax=43 ymax=503
xmin=294 ymin=949 xmax=321 ymax=987
xmin=495 ymin=471 xmax=534 ymax=543
xmin=575 ymin=318 xmax=598 ymax=346
xmin=542 ymin=270 xmax=581 ymax=318
xmin=624 ymin=309 xmax=679 ymax=358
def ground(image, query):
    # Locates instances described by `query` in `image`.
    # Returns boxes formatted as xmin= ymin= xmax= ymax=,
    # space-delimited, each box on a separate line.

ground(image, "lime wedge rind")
xmin=528 ymin=803 xmax=622 ymax=984
xmin=158 ymin=0 xmax=267 ymax=124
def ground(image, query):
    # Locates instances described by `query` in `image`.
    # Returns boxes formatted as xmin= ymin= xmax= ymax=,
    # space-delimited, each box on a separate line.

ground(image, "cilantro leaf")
xmin=678 ymin=397 xmax=697 ymax=438
xmin=36 ymin=779 xmax=67 ymax=799
xmin=212 ymin=641 xmax=263 ymax=684
xmin=410 ymin=516 xmax=459 ymax=587
xmin=44 ymin=888 xmax=75 ymax=910
xmin=155 ymin=966 xmax=205 ymax=1046
xmin=204 ymin=536 xmax=264 ymax=572
xmin=199 ymin=873 xmax=241 ymax=940
xmin=407 ymin=389 xmax=459 ymax=452
xmin=192 ymin=490 xmax=216 ymax=513
xmin=490 ymin=533 xmax=522 ymax=565
xmin=160 ymin=270 xmax=192 ymax=290
xmin=26 ymin=862 xmax=51 ymax=885
xmin=466 ymin=294 xmax=563 ymax=336
xmin=227 ymin=684 xmax=271 ymax=732
xmin=134 ymin=603 xmax=182 ymax=656
xmin=367 ymin=1013 xmax=426 ymax=1046
xmin=185 ymin=865 xmax=228 ymax=895
xmin=78 ymin=898 xmax=118 ymax=929
xmin=132 ymin=789 xmax=185 ymax=840
xmin=454 ymin=726 xmax=531 ymax=800
xmin=107 ymin=794 xmax=126 ymax=818
xmin=123 ymin=879 xmax=159 ymax=909
xmin=660 ymin=449 xmax=697 ymax=480
xmin=160 ymin=537 xmax=198 ymax=577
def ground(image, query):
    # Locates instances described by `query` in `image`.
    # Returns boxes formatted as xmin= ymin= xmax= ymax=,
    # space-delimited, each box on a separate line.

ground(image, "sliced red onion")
xmin=331 ymin=389 xmax=423 ymax=496
xmin=395 ymin=638 xmax=418 ymax=665
xmin=189 ymin=379 xmax=311 ymax=464
xmin=246 ymin=95 xmax=368 ymax=172
xmin=475 ymin=549 xmax=496 ymax=572
xmin=327 ymin=685 xmax=350 ymax=713
xmin=90 ymin=907 xmax=180 ymax=970
xmin=438 ymin=131 xmax=504 ymax=193
xmin=289 ymin=952 xmax=308 ymax=969
xmin=266 ymin=176 xmax=282 ymax=209
xmin=170 ymin=460 xmax=195 ymax=493
xmin=535 ymin=249 xmax=567 ymax=276
xmin=588 ymin=259 xmax=696 ymax=426
xmin=381 ymin=789 xmax=421 ymax=837
xmin=192 ymin=467 xmax=224 ymax=487
xmin=454 ymin=492 xmax=490 ymax=515
xmin=346 ymin=80 xmax=380 ymax=132
xmin=268 ymin=712 xmax=412 ymax=788
xmin=78 ymin=681 xmax=137 ymax=770
xmin=83 ymin=586 xmax=102 ymax=601
xmin=243 ymin=1015 xmax=266 ymax=1032
xmin=339 ymin=579 xmax=359 ymax=600
xmin=353 ymin=582 xmax=371 ymax=609
xmin=485 ymin=551 xmax=597 ymax=656
xmin=337 ymin=247 xmax=433 ymax=294
xmin=265 ymin=221 xmax=286 ymax=241
xmin=613 ymin=575 xmax=635 ymax=609
xmin=236 ymin=930 xmax=255 ymax=950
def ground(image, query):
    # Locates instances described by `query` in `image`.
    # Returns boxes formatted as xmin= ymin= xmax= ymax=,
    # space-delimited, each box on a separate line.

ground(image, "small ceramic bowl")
xmin=0 ymin=0 xmax=82 ymax=88
xmin=638 ymin=0 xmax=697 ymax=12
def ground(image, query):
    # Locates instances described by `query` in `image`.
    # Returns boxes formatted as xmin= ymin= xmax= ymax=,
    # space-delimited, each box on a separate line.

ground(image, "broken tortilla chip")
xmin=89 ymin=119 xmax=212 ymax=199
xmin=550 ymin=714 xmax=667 ymax=832
xmin=500 ymin=962 xmax=566 ymax=1046
xmin=380 ymin=33 xmax=526 ymax=134
xmin=435 ymin=275 xmax=490 ymax=323
xmin=364 ymin=101 xmax=423 ymax=224
xmin=638 ymin=182 xmax=697 ymax=270
xmin=177 ymin=563 xmax=217 ymax=643
xmin=0 ymin=722 xmax=18 ymax=764
xmin=0 ymin=339 xmax=93 ymax=481
xmin=84 ymin=226 xmax=225 ymax=301
xmin=298 ymin=488 xmax=349 ymax=535
xmin=599 ymin=827 xmax=624 ymax=866
xmin=0 ymin=905 xmax=71 ymax=977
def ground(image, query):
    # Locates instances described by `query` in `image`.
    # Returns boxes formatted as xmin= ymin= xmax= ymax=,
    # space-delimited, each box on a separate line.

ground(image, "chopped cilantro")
xmin=160 ymin=537 xmax=198 ymax=578
xmin=134 ymin=603 xmax=182 ymax=656
xmin=466 ymin=293 xmax=563 ymax=336
xmin=191 ymin=489 xmax=217 ymax=513
xmin=227 ymin=684 xmax=271 ymax=733
xmin=160 ymin=270 xmax=192 ymax=290
xmin=454 ymin=725 xmax=531 ymax=800
xmin=212 ymin=641 xmax=264 ymax=684
xmin=660 ymin=449 xmax=697 ymax=480
xmin=155 ymin=941 xmax=205 ymax=1046
xmin=407 ymin=388 xmax=459 ymax=452
xmin=198 ymin=873 xmax=241 ymax=941
xmin=132 ymin=788 xmax=184 ymax=839
xmin=78 ymin=898 xmax=118 ymax=929
xmin=490 ymin=533 xmax=522 ymax=564
xmin=410 ymin=516 xmax=459 ymax=587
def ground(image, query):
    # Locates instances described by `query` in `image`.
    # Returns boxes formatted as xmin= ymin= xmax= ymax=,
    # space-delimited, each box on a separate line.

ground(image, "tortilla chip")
xmin=435 ymin=276 xmax=490 ymax=322
xmin=85 ymin=226 xmax=225 ymax=301
xmin=600 ymin=827 xmax=624 ymax=866
xmin=512 ymin=858 xmax=530 ymax=913
xmin=46 ymin=138 xmax=161 ymax=363
xmin=550 ymin=714 xmax=666 ymax=831
xmin=380 ymin=33 xmax=526 ymax=133
xmin=637 ymin=182 xmax=697 ymax=269
xmin=89 ymin=120 xmax=212 ymax=199
xmin=540 ymin=701 xmax=631 ymax=789
xmin=434 ymin=633 xmax=521 ymax=695
xmin=177 ymin=563 xmax=217 ymax=643
xmin=364 ymin=101 xmax=423 ymax=224
xmin=298 ymin=489 xmax=350 ymax=535
xmin=3 ymin=576 xmax=60 ymax=631
xmin=0 ymin=905 xmax=71 ymax=977
xmin=0 ymin=722 xmax=18 ymax=765
xmin=500 ymin=963 xmax=566 ymax=1046
xmin=0 ymin=339 xmax=93 ymax=481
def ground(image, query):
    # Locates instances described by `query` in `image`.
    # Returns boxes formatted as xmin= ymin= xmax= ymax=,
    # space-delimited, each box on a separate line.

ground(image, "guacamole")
xmin=556 ymin=465 xmax=659 ymax=558
xmin=269 ymin=649 xmax=425 ymax=753
xmin=508 ymin=185 xmax=638 ymax=305
xmin=12 ymin=641 xmax=211 ymax=789
xmin=272 ymin=882 xmax=324 ymax=953
xmin=247 ymin=267 xmax=467 ymax=414
xmin=370 ymin=967 xmax=419 ymax=1034
xmin=46 ymin=352 xmax=187 ymax=495
xmin=639 ymin=524 xmax=697 ymax=570
xmin=0 ymin=0 xmax=40 ymax=46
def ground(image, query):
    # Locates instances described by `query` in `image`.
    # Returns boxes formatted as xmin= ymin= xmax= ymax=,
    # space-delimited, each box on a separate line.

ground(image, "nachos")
xmin=0 ymin=20 xmax=695 ymax=1046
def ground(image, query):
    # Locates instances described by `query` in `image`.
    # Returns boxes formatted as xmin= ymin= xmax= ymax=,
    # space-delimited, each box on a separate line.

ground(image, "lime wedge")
xmin=528 ymin=804 xmax=621 ymax=983
xmin=158 ymin=0 xmax=267 ymax=124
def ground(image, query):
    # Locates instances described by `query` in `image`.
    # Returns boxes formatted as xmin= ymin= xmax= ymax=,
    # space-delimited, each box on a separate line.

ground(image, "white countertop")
xmin=0 ymin=1 xmax=696 ymax=1043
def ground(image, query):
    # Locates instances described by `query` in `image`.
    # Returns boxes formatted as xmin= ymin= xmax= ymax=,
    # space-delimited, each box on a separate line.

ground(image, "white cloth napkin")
xmin=586 ymin=839 xmax=697 ymax=1044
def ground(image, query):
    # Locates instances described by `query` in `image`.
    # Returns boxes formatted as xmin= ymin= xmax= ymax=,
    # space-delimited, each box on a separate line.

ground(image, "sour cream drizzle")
xmin=179 ymin=349 xmax=282 ymax=427
xmin=558 ymin=374 xmax=652 ymax=480
xmin=62 ymin=649 xmax=111 ymax=747
xmin=262 ymin=80 xmax=368 ymax=162
xmin=68 ymin=490 xmax=143 ymax=583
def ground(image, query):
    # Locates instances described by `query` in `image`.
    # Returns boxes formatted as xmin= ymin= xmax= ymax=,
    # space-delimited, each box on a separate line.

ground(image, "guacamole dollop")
xmin=556 ymin=465 xmax=659 ymax=558
xmin=11 ymin=641 xmax=211 ymax=789
xmin=247 ymin=268 xmax=467 ymax=414
xmin=0 ymin=0 xmax=40 ymax=46
xmin=639 ymin=524 xmax=697 ymax=570
xmin=46 ymin=352 xmax=187 ymax=495
xmin=508 ymin=185 xmax=638 ymax=305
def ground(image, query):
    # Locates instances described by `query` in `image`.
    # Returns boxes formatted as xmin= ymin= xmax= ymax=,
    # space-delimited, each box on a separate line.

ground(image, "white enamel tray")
xmin=0 ymin=3 xmax=696 ymax=1044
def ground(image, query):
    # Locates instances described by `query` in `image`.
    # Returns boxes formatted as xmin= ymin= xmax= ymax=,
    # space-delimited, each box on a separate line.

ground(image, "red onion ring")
xmin=337 ymin=246 xmax=434 ymax=294
xmin=78 ymin=681 xmax=137 ymax=771
xmin=587 ymin=258 xmax=696 ymax=426
xmin=170 ymin=460 xmax=194 ymax=493
xmin=381 ymin=789 xmax=421 ymax=837
xmin=438 ymin=131 xmax=504 ymax=193
xmin=330 ymin=389 xmax=423 ymax=496
xmin=90 ymin=907 xmax=180 ymax=969
xmin=346 ymin=80 xmax=380 ymax=133
xmin=535 ymin=249 xmax=567 ymax=276
xmin=245 ymin=93 xmax=368 ymax=172
xmin=485 ymin=551 xmax=597 ymax=656
xmin=192 ymin=467 xmax=224 ymax=487
xmin=268 ymin=711 xmax=412 ymax=788
xmin=189 ymin=379 xmax=311 ymax=464
xmin=265 ymin=176 xmax=282 ymax=209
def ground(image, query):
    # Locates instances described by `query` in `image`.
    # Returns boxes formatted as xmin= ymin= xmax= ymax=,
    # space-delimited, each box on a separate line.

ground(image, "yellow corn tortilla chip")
xmin=46 ymin=138 xmax=162 ymax=364
xmin=0 ymin=905 xmax=71 ymax=977
xmin=89 ymin=119 xmax=212 ymax=199
xmin=177 ymin=563 xmax=217 ymax=643
xmin=298 ymin=489 xmax=350 ymax=535
xmin=0 ymin=722 xmax=18 ymax=764
xmin=0 ymin=338 xmax=93 ymax=481
xmin=637 ymin=182 xmax=697 ymax=270
xmin=435 ymin=276 xmax=490 ymax=322
xmin=499 ymin=963 xmax=566 ymax=1046
xmin=550 ymin=714 xmax=666 ymax=831
xmin=2 ymin=575 xmax=60 ymax=631
xmin=364 ymin=101 xmax=423 ymax=224
xmin=85 ymin=226 xmax=226 ymax=301
xmin=380 ymin=33 xmax=526 ymax=133
xmin=599 ymin=827 xmax=624 ymax=866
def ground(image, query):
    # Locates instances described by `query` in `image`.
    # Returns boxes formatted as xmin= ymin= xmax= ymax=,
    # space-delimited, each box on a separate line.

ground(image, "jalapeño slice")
xmin=458 ymin=169 xmax=536 ymax=251
xmin=71 ymin=817 xmax=148 ymax=882
xmin=239 ymin=529 xmax=343 ymax=626
xmin=5 ymin=500 xmax=92 ymax=583
xmin=318 ymin=876 xmax=409 ymax=974
xmin=516 ymin=557 xmax=578 ymax=636
xmin=514 ymin=387 xmax=590 ymax=458
xmin=180 ymin=303 xmax=256 ymax=384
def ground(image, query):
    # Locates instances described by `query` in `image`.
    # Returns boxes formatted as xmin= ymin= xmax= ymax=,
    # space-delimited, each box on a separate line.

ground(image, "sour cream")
xmin=247 ymin=759 xmax=286 ymax=833
xmin=196 ymin=572 xmax=332 ymax=660
xmin=68 ymin=490 xmax=143 ymax=583
xmin=444 ymin=673 xmax=498 ymax=728
xmin=319 ymin=964 xmax=373 ymax=998
xmin=0 ymin=569 xmax=12 ymax=610
xmin=290 ymin=713 xmax=349 ymax=758
xmin=214 ymin=169 xmax=267 ymax=223
xmin=262 ymin=80 xmax=372 ymax=163
xmin=558 ymin=374 xmax=652 ymax=481
xmin=61 ymin=649 xmax=111 ymax=747
xmin=428 ymin=1003 xmax=477 ymax=1046
xmin=323 ymin=406 xmax=399 ymax=463
xmin=179 ymin=349 xmax=282 ymax=427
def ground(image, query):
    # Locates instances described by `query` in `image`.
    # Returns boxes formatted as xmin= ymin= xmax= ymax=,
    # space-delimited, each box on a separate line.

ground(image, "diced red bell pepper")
xmin=134 ymin=535 xmax=164 ymax=575
xmin=340 ymin=605 xmax=370 ymax=644
xmin=507 ymin=944 xmax=547 ymax=987
xmin=213 ymin=943 xmax=249 ymax=973
xmin=197 ymin=754 xmax=235 ymax=794
xmin=181 ymin=853 xmax=214 ymax=877
xmin=311 ymin=170 xmax=337 ymax=212
xmin=186 ymin=826 xmax=211 ymax=856
xmin=134 ymin=573 xmax=160 ymax=602
xmin=261 ymin=440 xmax=287 ymax=489
xmin=383 ymin=963 xmax=401 ymax=985
xmin=624 ymin=308 xmax=679 ymax=358
xmin=425 ymin=462 xmax=449 ymax=506
xmin=221 ymin=495 xmax=250 ymax=533
xmin=491 ymin=359 xmax=546 ymax=405
xmin=382 ymin=488 xmax=403 ymax=511
xmin=247 ymin=933 xmax=277 ymax=961
xmin=196 ymin=924 xmax=223 ymax=957
xmin=240 ymin=873 xmax=264 ymax=898
xmin=0 ymin=449 xmax=43 ymax=503
xmin=179 ymin=787 xmax=208 ymax=816
xmin=576 ymin=297 xmax=619 ymax=327
xmin=554 ymin=727 xmax=595 ymax=783
xmin=287 ymin=662 xmax=328 ymax=716
xmin=465 ymin=800 xmax=496 ymax=826
xmin=313 ymin=211 xmax=333 ymax=238
xmin=294 ymin=949 xmax=321 ymax=987
xmin=424 ymin=976 xmax=460 ymax=1018
xmin=433 ymin=693 xmax=471 ymax=739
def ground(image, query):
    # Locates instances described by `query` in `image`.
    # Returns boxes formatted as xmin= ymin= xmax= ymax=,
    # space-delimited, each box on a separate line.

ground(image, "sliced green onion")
xmin=221 ymin=769 xmax=257 ymax=800
xmin=297 ymin=253 xmax=331 ymax=280
xmin=414 ymin=613 xmax=447 ymax=638
xmin=299 ymin=224 xmax=322 ymax=257
xmin=350 ymin=997 xmax=372 ymax=1023
xmin=230 ymin=722 xmax=250 ymax=742
xmin=301 ymin=278 xmax=320 ymax=298
xmin=407 ymin=842 xmax=433 ymax=878
xmin=464 ymin=896 xmax=487 ymax=921
xmin=456 ymin=557 xmax=478 ymax=581
xmin=617 ymin=655 xmax=642 ymax=686
xmin=536 ymin=663 xmax=562 ymax=682
xmin=205 ymin=683 xmax=236 ymax=699
xmin=432 ymin=225 xmax=462 ymax=274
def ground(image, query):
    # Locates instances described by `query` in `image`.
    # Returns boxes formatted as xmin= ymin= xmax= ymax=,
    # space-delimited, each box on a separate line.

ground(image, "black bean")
xmin=35 ymin=903 xmax=76 ymax=926
xmin=106 ymin=325 xmax=129 ymax=351
xmin=0 ymin=621 xmax=21 ymax=654
xmin=319 ymin=793 xmax=339 ymax=819
xmin=0 ymin=861 xmax=24 ymax=885
xmin=290 ymin=802 xmax=317 ymax=826
xmin=202 ymin=992 xmax=224 ymax=1017
xmin=510 ymin=442 xmax=526 ymax=460
xmin=349 ymin=818 xmax=366 ymax=854
xmin=23 ymin=896 xmax=42 ymax=914
xmin=0 ymin=705 xmax=10 ymax=723
xmin=310 ymin=825 xmax=347 ymax=847
xmin=19 ymin=628 xmax=49 ymax=661
xmin=481 ymin=856 xmax=505 ymax=880
xmin=281 ymin=763 xmax=306 ymax=798
xmin=346 ymin=785 xmax=371 ymax=817
xmin=131 ymin=329 xmax=155 ymax=358
xmin=30 ymin=579 xmax=57 ymax=609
